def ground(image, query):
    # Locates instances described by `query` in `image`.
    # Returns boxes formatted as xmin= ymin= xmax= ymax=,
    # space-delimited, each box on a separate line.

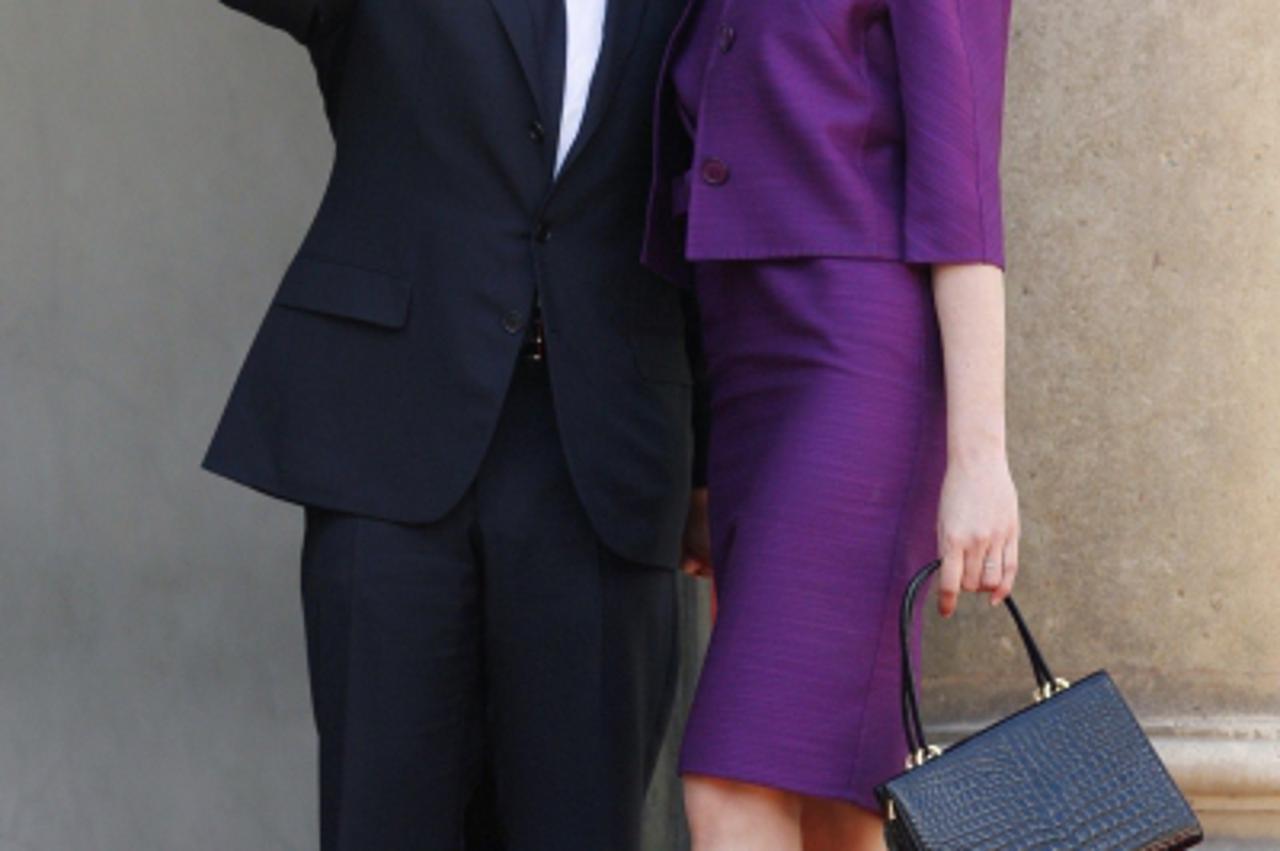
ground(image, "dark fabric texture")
xmin=300 ymin=361 xmax=681 ymax=851
xmin=527 ymin=0 xmax=567 ymax=158
xmin=207 ymin=0 xmax=702 ymax=567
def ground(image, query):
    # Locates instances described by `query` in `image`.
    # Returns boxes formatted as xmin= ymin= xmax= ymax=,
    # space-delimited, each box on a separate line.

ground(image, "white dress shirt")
xmin=555 ymin=0 xmax=609 ymax=175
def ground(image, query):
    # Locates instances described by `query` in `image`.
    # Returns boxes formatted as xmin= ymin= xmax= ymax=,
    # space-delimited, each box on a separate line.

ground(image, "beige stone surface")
xmin=918 ymin=2 xmax=1280 ymax=730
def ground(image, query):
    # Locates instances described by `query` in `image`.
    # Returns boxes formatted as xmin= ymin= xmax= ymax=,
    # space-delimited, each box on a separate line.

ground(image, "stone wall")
xmin=0 ymin=1 xmax=1274 ymax=848
xmin=923 ymin=3 xmax=1280 ymax=843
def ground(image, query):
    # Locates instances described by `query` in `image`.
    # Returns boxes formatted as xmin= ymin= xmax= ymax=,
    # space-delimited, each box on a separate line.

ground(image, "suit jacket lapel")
xmin=557 ymin=0 xmax=652 ymax=178
xmin=488 ymin=0 xmax=548 ymax=118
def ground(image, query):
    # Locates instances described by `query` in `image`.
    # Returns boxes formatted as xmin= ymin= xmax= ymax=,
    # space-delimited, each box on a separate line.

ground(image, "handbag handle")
xmin=897 ymin=558 xmax=1068 ymax=766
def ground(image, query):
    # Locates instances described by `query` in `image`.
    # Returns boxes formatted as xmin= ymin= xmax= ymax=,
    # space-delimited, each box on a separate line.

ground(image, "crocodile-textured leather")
xmin=874 ymin=671 xmax=1204 ymax=850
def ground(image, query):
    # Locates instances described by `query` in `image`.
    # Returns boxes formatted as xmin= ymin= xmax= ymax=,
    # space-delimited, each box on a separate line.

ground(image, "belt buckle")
xmin=522 ymin=314 xmax=547 ymax=363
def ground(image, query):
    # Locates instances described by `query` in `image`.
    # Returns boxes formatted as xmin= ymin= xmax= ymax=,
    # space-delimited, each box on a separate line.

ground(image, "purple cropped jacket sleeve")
xmin=641 ymin=0 xmax=1014 ymax=286
xmin=891 ymin=0 xmax=1011 ymax=266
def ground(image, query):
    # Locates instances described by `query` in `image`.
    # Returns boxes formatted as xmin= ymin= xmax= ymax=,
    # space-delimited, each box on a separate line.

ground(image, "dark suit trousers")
xmin=299 ymin=358 xmax=681 ymax=851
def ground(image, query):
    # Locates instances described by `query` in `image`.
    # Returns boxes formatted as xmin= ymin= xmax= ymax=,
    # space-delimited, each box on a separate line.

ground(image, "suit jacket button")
xmin=533 ymin=221 xmax=552 ymax=243
xmin=528 ymin=120 xmax=546 ymax=143
xmin=717 ymin=24 xmax=736 ymax=53
xmin=502 ymin=310 xmax=525 ymax=335
xmin=700 ymin=158 xmax=730 ymax=186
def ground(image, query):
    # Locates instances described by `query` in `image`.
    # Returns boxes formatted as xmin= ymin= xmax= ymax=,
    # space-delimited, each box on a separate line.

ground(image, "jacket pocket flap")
xmin=272 ymin=254 xmax=411 ymax=328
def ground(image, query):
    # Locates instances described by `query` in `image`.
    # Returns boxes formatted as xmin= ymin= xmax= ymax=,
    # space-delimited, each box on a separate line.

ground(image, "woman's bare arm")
xmin=931 ymin=261 xmax=1020 ymax=616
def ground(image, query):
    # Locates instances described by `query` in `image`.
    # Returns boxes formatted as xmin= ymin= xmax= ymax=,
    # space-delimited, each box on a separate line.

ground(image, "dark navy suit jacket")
xmin=206 ymin=0 xmax=704 ymax=567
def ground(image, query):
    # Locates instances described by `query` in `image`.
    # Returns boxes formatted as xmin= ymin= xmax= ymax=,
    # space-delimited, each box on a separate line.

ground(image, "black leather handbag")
xmin=874 ymin=559 xmax=1204 ymax=850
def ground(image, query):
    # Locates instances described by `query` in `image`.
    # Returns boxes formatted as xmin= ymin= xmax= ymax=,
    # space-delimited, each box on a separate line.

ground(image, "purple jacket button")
xmin=717 ymin=24 xmax=736 ymax=53
xmin=701 ymin=158 xmax=730 ymax=186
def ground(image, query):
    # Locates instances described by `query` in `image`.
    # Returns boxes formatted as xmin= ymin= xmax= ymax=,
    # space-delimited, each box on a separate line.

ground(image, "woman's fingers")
xmin=961 ymin=536 xmax=988 ymax=592
xmin=990 ymin=534 xmax=1019 ymax=605
xmin=978 ymin=535 xmax=1004 ymax=593
xmin=941 ymin=529 xmax=1015 ymax=616
xmin=937 ymin=542 xmax=964 ymax=618
xmin=681 ymin=555 xmax=713 ymax=579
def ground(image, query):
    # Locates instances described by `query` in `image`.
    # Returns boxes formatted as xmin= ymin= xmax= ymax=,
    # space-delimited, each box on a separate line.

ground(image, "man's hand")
xmin=681 ymin=488 xmax=712 ymax=578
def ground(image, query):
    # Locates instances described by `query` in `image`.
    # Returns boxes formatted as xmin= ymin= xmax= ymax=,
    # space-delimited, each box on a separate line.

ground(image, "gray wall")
xmin=2 ymin=0 xmax=1277 ymax=849
xmin=2 ymin=2 xmax=331 ymax=848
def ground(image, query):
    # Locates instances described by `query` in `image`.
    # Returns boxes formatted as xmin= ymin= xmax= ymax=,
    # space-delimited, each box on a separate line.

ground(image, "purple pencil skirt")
xmin=680 ymin=256 xmax=947 ymax=813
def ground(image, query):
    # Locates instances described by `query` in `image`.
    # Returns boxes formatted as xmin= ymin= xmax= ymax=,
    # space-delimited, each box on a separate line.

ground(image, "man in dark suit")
xmin=205 ymin=0 xmax=707 ymax=848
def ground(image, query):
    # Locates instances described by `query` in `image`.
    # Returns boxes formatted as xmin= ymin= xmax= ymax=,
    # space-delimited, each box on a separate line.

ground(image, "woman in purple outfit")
xmin=642 ymin=0 xmax=1020 ymax=848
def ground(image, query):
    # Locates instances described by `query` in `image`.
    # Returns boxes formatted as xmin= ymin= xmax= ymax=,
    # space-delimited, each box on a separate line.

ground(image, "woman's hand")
xmin=936 ymin=452 xmax=1019 ymax=616
xmin=682 ymin=487 xmax=713 ymax=578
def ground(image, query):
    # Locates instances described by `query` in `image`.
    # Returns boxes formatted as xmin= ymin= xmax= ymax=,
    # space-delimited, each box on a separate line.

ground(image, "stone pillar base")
xmin=930 ymin=717 xmax=1280 ymax=845
xmin=1154 ymin=718 xmax=1280 ymax=844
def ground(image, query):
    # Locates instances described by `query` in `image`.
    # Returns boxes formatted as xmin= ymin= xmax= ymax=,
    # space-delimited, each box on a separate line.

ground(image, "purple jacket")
xmin=641 ymin=0 xmax=1013 ymax=285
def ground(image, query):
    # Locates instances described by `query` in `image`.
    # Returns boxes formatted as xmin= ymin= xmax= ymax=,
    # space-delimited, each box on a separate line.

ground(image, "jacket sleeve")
xmin=220 ymin=0 xmax=353 ymax=45
xmin=888 ymin=0 xmax=1013 ymax=269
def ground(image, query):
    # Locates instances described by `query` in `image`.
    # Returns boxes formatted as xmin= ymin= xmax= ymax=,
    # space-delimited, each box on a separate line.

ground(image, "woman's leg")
xmin=685 ymin=773 xmax=889 ymax=851
xmin=800 ymin=796 xmax=888 ymax=851
xmin=685 ymin=774 xmax=804 ymax=851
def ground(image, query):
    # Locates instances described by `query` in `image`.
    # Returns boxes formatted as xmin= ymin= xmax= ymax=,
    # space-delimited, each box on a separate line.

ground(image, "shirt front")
xmin=556 ymin=0 xmax=609 ymax=175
